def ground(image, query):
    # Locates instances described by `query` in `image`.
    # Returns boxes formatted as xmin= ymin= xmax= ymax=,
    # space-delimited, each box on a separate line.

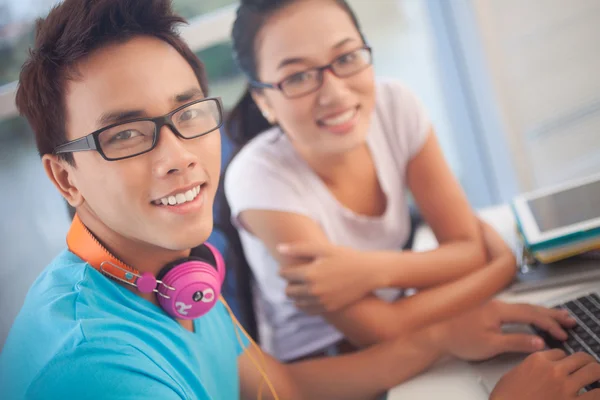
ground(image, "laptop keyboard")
xmin=532 ymin=292 xmax=600 ymax=391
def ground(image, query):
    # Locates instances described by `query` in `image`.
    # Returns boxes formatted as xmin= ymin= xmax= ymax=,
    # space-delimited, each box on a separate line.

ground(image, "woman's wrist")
xmin=366 ymin=250 xmax=394 ymax=290
xmin=415 ymin=322 xmax=450 ymax=359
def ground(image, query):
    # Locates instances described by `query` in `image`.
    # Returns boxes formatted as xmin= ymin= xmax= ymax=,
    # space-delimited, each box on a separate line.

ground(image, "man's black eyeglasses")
xmin=53 ymin=97 xmax=224 ymax=161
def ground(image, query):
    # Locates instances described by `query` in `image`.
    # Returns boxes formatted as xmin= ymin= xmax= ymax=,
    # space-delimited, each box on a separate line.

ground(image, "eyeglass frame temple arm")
xmin=54 ymin=134 xmax=97 ymax=154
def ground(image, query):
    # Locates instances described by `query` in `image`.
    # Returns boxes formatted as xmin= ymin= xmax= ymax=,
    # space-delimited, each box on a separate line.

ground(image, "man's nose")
xmin=152 ymin=125 xmax=198 ymax=177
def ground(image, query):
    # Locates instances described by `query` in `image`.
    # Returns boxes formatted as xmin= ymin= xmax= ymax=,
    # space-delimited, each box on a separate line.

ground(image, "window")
xmin=345 ymin=0 xmax=460 ymax=175
xmin=0 ymin=0 xmax=236 ymax=87
xmin=195 ymin=41 xmax=246 ymax=109
xmin=0 ymin=114 xmax=73 ymax=348
xmin=1 ymin=1 xmax=57 ymax=86
xmin=172 ymin=0 xmax=236 ymax=20
xmin=0 ymin=115 xmax=70 ymax=261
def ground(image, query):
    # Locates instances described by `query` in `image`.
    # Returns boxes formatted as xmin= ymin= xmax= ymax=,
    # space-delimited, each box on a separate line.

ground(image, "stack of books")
xmin=511 ymin=173 xmax=600 ymax=265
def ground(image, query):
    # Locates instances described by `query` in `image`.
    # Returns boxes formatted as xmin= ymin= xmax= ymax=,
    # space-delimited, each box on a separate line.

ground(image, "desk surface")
xmin=387 ymin=205 xmax=600 ymax=399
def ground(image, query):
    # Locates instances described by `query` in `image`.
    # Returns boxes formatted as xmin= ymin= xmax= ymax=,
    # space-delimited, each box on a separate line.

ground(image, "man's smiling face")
xmin=49 ymin=36 xmax=221 ymax=252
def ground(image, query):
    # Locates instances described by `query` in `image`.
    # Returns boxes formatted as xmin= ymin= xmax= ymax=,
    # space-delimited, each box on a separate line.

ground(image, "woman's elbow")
xmin=464 ymin=238 xmax=487 ymax=271
xmin=476 ymin=243 xmax=489 ymax=267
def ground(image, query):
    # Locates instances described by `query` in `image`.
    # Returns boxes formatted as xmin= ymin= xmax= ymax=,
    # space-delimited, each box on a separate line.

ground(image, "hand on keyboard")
xmin=531 ymin=293 xmax=600 ymax=392
xmin=490 ymin=349 xmax=600 ymax=400
xmin=532 ymin=294 xmax=600 ymax=356
xmin=432 ymin=300 xmax=576 ymax=361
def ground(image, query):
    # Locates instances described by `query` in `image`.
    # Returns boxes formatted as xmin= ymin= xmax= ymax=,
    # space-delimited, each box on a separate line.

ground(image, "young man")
xmin=1 ymin=1 xmax=599 ymax=399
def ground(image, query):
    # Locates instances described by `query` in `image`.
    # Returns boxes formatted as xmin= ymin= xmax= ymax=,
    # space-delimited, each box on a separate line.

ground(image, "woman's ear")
xmin=251 ymin=90 xmax=277 ymax=125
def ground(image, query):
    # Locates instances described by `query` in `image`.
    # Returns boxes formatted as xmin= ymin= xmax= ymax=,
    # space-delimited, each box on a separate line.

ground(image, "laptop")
xmin=508 ymin=253 xmax=600 ymax=293
xmin=475 ymin=286 xmax=600 ymax=394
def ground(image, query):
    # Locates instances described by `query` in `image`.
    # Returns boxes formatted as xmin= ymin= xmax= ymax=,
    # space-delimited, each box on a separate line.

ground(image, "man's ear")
xmin=250 ymin=90 xmax=277 ymax=125
xmin=42 ymin=154 xmax=84 ymax=208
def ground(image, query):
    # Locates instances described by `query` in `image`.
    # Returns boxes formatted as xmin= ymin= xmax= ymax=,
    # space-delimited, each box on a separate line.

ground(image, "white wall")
xmin=348 ymin=0 xmax=461 ymax=176
xmin=471 ymin=0 xmax=600 ymax=191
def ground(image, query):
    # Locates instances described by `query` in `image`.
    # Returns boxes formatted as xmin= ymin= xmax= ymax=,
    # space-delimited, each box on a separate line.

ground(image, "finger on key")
xmin=529 ymin=304 xmax=576 ymax=335
xmin=559 ymin=352 xmax=597 ymax=375
xmin=579 ymin=388 xmax=600 ymax=400
xmin=499 ymin=304 xmax=569 ymax=340
xmin=530 ymin=315 xmax=569 ymax=341
xmin=546 ymin=306 xmax=578 ymax=327
xmin=570 ymin=360 xmax=600 ymax=395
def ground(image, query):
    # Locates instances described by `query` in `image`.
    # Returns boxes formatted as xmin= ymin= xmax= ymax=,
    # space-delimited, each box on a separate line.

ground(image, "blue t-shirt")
xmin=0 ymin=250 xmax=249 ymax=400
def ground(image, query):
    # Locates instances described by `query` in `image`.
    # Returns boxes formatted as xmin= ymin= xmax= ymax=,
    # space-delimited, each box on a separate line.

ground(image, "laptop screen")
xmin=528 ymin=179 xmax=600 ymax=233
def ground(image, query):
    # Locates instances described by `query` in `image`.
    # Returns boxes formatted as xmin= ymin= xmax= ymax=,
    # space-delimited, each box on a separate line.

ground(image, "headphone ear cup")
xmin=157 ymin=259 xmax=221 ymax=320
xmin=203 ymin=242 xmax=226 ymax=285
xmin=156 ymin=258 xmax=184 ymax=282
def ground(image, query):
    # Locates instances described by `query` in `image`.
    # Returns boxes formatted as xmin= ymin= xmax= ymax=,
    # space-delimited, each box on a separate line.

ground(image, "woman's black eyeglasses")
xmin=250 ymin=46 xmax=373 ymax=99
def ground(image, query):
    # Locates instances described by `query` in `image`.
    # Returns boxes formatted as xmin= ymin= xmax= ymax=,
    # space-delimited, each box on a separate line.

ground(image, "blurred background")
xmin=1 ymin=0 xmax=599 ymax=348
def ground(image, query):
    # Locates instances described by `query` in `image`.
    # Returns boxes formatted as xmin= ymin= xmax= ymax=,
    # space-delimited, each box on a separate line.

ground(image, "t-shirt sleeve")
xmin=225 ymin=152 xmax=313 ymax=225
xmin=26 ymin=344 xmax=185 ymax=400
xmin=376 ymin=79 xmax=432 ymax=160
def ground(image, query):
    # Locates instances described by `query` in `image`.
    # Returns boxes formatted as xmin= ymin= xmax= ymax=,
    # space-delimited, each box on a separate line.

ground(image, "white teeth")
xmin=158 ymin=185 xmax=202 ymax=206
xmin=322 ymin=109 xmax=356 ymax=126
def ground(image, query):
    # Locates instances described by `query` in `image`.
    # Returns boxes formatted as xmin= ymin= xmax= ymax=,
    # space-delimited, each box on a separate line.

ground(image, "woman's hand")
xmin=277 ymin=242 xmax=380 ymax=314
xmin=430 ymin=300 xmax=576 ymax=361
xmin=491 ymin=350 xmax=600 ymax=400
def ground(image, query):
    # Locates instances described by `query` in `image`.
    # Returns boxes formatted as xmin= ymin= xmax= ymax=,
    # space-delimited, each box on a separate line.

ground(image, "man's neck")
xmin=79 ymin=211 xmax=189 ymax=274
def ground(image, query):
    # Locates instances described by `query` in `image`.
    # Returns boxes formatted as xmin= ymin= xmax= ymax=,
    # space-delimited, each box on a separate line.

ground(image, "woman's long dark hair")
xmin=217 ymin=0 xmax=365 ymax=341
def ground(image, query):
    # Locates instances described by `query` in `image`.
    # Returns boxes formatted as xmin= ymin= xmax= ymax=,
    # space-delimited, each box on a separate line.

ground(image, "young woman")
xmin=221 ymin=0 xmax=517 ymax=362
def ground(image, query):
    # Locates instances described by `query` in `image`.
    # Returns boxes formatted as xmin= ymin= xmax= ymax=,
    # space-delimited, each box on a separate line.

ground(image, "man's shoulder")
xmin=11 ymin=249 xmax=89 ymax=330
xmin=25 ymin=342 xmax=183 ymax=399
xmin=32 ymin=248 xmax=88 ymax=288
xmin=2 ymin=251 xmax=142 ymax=385
xmin=20 ymin=249 xmax=99 ymax=322
xmin=0 ymin=250 xmax=91 ymax=398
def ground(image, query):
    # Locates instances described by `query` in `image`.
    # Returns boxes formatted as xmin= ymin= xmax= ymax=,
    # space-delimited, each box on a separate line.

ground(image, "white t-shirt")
xmin=225 ymin=79 xmax=431 ymax=361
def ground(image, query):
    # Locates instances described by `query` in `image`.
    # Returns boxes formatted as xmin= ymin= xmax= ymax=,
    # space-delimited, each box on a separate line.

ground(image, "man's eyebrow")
xmin=276 ymin=38 xmax=357 ymax=70
xmin=96 ymin=88 xmax=205 ymax=127
xmin=98 ymin=110 xmax=146 ymax=127
xmin=174 ymin=88 xmax=204 ymax=104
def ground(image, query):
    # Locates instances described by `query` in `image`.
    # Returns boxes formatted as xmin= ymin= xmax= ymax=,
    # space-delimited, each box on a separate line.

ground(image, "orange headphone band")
xmin=67 ymin=214 xmax=138 ymax=285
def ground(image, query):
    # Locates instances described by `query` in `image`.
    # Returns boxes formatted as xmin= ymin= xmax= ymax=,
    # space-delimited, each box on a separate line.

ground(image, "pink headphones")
xmin=67 ymin=214 xmax=225 ymax=319
xmin=154 ymin=244 xmax=226 ymax=319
